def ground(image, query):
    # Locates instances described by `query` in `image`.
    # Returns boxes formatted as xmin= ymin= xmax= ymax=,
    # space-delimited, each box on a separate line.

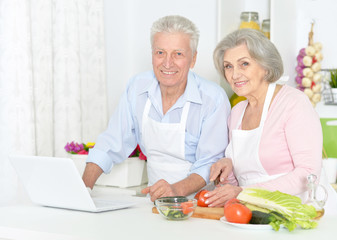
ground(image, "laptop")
xmin=9 ymin=155 xmax=137 ymax=212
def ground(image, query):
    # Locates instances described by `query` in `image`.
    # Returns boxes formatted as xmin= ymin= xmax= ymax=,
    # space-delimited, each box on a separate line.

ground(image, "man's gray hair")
xmin=213 ymin=28 xmax=284 ymax=83
xmin=151 ymin=15 xmax=199 ymax=55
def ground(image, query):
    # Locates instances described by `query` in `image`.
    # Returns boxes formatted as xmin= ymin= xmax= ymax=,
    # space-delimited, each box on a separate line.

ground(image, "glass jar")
xmin=262 ymin=19 xmax=270 ymax=39
xmin=239 ymin=12 xmax=260 ymax=30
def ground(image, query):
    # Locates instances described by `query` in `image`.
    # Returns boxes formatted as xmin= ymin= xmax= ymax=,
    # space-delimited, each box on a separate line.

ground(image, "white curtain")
xmin=0 ymin=0 xmax=108 ymax=204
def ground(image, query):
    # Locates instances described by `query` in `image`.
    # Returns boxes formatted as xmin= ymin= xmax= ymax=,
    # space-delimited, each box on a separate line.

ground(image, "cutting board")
xmin=152 ymin=206 xmax=224 ymax=220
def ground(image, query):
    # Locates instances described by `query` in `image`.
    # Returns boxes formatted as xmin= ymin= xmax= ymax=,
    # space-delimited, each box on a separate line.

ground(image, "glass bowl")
xmin=154 ymin=196 xmax=197 ymax=220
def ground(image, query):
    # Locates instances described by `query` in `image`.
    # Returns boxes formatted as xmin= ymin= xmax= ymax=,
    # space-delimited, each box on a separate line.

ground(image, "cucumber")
xmin=249 ymin=211 xmax=272 ymax=224
xmin=160 ymin=207 xmax=170 ymax=216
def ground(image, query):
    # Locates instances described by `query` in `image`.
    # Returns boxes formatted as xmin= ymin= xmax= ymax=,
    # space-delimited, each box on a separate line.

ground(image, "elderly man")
xmin=83 ymin=15 xmax=230 ymax=201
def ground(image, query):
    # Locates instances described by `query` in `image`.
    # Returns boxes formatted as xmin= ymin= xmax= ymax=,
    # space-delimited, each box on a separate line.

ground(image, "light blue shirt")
xmin=87 ymin=70 xmax=231 ymax=184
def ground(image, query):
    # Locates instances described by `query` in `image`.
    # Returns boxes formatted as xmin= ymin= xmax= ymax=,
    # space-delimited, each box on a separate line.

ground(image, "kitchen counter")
xmin=1 ymin=186 xmax=337 ymax=240
xmin=315 ymin=101 xmax=337 ymax=118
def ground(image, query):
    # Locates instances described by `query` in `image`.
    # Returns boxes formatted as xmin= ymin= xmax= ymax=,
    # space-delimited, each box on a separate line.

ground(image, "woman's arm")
xmin=251 ymin=93 xmax=322 ymax=195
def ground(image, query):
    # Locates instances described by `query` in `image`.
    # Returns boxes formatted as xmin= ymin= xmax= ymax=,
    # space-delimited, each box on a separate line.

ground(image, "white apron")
xmin=142 ymin=98 xmax=192 ymax=186
xmin=226 ymin=83 xmax=337 ymax=215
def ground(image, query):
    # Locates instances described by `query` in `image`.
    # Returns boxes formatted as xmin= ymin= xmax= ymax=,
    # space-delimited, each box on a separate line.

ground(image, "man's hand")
xmin=141 ymin=174 xmax=206 ymax=202
xmin=141 ymin=179 xmax=177 ymax=202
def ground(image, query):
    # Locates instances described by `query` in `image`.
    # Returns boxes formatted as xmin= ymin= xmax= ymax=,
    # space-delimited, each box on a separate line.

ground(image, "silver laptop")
xmin=9 ymin=155 xmax=137 ymax=212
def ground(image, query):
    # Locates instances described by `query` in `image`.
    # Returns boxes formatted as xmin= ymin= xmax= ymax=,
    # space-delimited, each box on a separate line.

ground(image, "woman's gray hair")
xmin=213 ymin=28 xmax=284 ymax=83
xmin=151 ymin=15 xmax=199 ymax=56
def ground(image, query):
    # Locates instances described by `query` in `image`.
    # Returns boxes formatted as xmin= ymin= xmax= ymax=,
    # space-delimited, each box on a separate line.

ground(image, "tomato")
xmin=197 ymin=190 xmax=209 ymax=207
xmin=194 ymin=191 xmax=201 ymax=200
xmin=181 ymin=201 xmax=194 ymax=215
xmin=224 ymin=203 xmax=252 ymax=224
xmin=224 ymin=198 xmax=240 ymax=210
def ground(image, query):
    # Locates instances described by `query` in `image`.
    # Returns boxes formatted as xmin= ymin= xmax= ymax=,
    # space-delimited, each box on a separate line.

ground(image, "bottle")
xmin=304 ymin=174 xmax=327 ymax=219
xmin=239 ymin=12 xmax=260 ymax=30
xmin=262 ymin=19 xmax=270 ymax=39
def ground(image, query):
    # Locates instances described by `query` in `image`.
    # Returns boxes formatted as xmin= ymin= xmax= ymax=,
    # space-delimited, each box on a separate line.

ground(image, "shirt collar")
xmin=145 ymin=71 xmax=203 ymax=107
xmin=184 ymin=71 xmax=202 ymax=105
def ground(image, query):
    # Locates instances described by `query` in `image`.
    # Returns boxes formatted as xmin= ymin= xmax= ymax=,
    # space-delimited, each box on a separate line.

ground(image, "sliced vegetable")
xmin=181 ymin=201 xmax=194 ymax=215
xmin=158 ymin=206 xmax=187 ymax=220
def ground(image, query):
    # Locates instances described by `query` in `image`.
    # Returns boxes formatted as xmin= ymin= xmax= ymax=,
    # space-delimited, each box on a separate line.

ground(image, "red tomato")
xmin=181 ymin=201 xmax=194 ymax=215
xmin=224 ymin=203 xmax=252 ymax=224
xmin=197 ymin=190 xmax=209 ymax=207
xmin=194 ymin=191 xmax=201 ymax=200
xmin=224 ymin=198 xmax=240 ymax=210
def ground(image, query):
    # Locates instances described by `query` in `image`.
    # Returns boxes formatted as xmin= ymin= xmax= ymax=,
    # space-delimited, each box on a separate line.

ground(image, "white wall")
xmin=295 ymin=0 xmax=337 ymax=70
xmin=270 ymin=0 xmax=297 ymax=87
xmin=272 ymin=0 xmax=337 ymax=87
xmin=104 ymin=0 xmax=337 ymax=112
xmin=104 ymin=0 xmax=220 ymax=115
xmin=218 ymin=0 xmax=270 ymax=95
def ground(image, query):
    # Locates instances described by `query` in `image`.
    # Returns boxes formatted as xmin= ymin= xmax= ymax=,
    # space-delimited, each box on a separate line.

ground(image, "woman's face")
xmin=223 ymin=44 xmax=267 ymax=98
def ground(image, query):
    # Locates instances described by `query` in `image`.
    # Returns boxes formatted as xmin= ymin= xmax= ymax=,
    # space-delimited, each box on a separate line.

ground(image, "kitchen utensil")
xmin=154 ymin=196 xmax=197 ymax=220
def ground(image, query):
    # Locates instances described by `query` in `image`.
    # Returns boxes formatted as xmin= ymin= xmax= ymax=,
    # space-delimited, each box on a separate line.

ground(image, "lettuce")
xmin=237 ymin=188 xmax=318 ymax=231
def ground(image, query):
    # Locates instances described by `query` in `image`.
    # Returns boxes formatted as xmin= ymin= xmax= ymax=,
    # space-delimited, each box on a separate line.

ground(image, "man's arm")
xmin=172 ymin=173 xmax=206 ymax=196
xmin=141 ymin=173 xmax=206 ymax=202
xmin=82 ymin=162 xmax=103 ymax=189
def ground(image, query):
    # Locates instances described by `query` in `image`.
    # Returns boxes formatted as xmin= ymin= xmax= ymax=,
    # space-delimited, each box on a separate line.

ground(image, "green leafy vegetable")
xmin=238 ymin=188 xmax=318 ymax=231
xmin=330 ymin=69 xmax=337 ymax=88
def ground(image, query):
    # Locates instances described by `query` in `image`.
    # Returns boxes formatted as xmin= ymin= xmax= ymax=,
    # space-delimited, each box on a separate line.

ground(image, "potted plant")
xmin=329 ymin=69 xmax=337 ymax=103
xmin=329 ymin=69 xmax=337 ymax=88
xmin=64 ymin=141 xmax=147 ymax=188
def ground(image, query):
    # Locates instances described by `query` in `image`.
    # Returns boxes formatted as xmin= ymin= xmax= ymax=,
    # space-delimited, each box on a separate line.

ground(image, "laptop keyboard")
xmin=93 ymin=198 xmax=135 ymax=211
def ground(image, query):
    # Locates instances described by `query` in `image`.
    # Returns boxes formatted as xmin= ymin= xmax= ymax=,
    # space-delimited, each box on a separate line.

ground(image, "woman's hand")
xmin=204 ymin=184 xmax=242 ymax=207
xmin=209 ymin=158 xmax=233 ymax=185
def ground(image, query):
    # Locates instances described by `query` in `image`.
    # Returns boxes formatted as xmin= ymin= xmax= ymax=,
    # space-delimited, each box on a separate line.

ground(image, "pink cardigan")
xmin=227 ymin=84 xmax=323 ymax=195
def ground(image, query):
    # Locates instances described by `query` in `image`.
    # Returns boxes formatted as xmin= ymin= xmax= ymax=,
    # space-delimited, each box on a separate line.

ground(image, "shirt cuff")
xmin=87 ymin=148 xmax=114 ymax=173
xmin=190 ymin=165 xmax=211 ymax=185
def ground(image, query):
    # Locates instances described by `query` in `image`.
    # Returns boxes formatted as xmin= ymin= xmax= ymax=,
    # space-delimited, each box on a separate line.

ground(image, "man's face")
xmin=152 ymin=32 xmax=197 ymax=90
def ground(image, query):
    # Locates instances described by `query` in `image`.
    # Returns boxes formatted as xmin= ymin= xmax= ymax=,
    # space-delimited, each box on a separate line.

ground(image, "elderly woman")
xmin=205 ymin=28 xmax=337 ymax=215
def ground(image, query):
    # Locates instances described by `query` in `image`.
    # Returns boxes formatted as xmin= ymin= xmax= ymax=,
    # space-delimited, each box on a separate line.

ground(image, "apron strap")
xmin=235 ymin=83 xmax=276 ymax=129
xmin=143 ymin=99 xmax=151 ymax=119
xmin=180 ymin=102 xmax=190 ymax=130
xmin=142 ymin=98 xmax=152 ymax=133
xmin=259 ymin=83 xmax=276 ymax=127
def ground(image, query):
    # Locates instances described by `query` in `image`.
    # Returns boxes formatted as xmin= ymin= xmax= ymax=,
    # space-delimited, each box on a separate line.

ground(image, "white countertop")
xmin=1 ymin=186 xmax=337 ymax=240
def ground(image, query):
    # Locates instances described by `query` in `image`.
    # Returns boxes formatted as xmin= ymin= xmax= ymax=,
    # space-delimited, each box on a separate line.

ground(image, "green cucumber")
xmin=249 ymin=211 xmax=272 ymax=224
